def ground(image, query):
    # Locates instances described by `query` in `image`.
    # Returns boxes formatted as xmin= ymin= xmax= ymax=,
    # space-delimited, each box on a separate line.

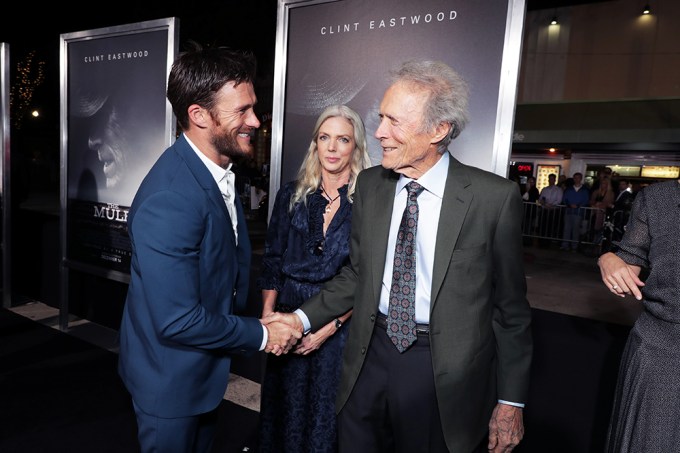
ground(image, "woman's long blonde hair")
xmin=289 ymin=104 xmax=372 ymax=210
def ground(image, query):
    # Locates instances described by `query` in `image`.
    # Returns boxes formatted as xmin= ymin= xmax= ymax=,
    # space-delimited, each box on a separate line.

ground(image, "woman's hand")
xmin=598 ymin=252 xmax=644 ymax=300
xmin=293 ymin=320 xmax=336 ymax=355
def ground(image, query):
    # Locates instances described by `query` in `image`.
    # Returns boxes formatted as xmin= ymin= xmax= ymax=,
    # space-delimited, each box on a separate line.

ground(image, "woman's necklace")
xmin=320 ymin=185 xmax=341 ymax=214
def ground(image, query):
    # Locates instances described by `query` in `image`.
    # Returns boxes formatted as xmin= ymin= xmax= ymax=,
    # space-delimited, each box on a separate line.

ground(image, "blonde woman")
xmin=257 ymin=104 xmax=371 ymax=453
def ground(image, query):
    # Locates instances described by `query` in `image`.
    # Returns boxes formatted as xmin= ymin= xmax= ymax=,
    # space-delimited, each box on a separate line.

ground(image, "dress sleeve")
xmin=615 ymin=189 xmax=650 ymax=268
xmin=257 ymin=182 xmax=294 ymax=291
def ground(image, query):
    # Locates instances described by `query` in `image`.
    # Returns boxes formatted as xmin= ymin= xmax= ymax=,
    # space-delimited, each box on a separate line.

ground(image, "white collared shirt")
xmin=185 ymin=135 xmax=267 ymax=349
xmin=185 ymin=135 xmax=239 ymax=244
xmin=378 ymin=151 xmax=449 ymax=323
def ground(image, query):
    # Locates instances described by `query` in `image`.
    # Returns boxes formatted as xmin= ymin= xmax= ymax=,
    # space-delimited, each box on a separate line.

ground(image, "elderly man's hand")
xmin=487 ymin=403 xmax=524 ymax=453
xmin=261 ymin=313 xmax=305 ymax=355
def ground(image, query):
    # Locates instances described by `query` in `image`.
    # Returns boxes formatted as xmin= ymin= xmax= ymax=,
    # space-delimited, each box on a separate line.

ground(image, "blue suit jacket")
xmin=118 ymin=134 xmax=263 ymax=418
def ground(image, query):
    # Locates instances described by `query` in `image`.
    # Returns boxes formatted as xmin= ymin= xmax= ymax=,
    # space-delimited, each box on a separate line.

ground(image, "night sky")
xmin=0 ymin=1 xmax=278 ymax=135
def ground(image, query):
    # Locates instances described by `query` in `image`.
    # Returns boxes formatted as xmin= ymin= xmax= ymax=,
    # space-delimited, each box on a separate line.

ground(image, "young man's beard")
xmin=211 ymin=129 xmax=251 ymax=161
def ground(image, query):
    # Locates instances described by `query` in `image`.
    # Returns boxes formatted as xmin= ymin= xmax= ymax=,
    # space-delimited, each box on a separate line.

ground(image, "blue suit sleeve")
xmin=131 ymin=189 xmax=262 ymax=352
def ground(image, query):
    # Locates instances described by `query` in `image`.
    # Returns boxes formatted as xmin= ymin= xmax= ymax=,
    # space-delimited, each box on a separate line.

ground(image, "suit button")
xmin=361 ymin=347 xmax=366 ymax=354
xmin=370 ymin=314 xmax=376 ymax=322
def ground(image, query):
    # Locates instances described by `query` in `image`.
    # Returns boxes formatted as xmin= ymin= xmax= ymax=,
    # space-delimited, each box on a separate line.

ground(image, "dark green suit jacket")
xmin=301 ymin=155 xmax=533 ymax=452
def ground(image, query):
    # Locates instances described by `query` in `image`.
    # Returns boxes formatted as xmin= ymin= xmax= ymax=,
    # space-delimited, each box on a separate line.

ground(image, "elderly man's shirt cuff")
xmin=294 ymin=309 xmax=311 ymax=334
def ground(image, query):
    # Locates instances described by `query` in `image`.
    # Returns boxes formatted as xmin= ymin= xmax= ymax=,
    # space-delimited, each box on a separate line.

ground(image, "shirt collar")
xmin=184 ymin=134 xmax=233 ymax=184
xmin=396 ymin=151 xmax=449 ymax=199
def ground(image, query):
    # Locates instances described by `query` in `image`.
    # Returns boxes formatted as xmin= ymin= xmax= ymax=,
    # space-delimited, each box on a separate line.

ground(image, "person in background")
xmin=597 ymin=178 xmax=680 ymax=452
xmin=590 ymin=167 xmax=613 ymax=192
xmin=521 ymin=176 xmax=539 ymax=203
xmin=589 ymin=170 xmax=615 ymax=244
xmin=613 ymin=178 xmax=634 ymax=211
xmin=560 ymin=172 xmax=589 ymax=251
xmin=265 ymin=59 xmax=532 ymax=453
xmin=257 ymin=104 xmax=372 ymax=453
xmin=117 ymin=43 xmax=300 ymax=453
xmin=521 ymin=176 xmax=540 ymax=244
xmin=558 ymin=174 xmax=569 ymax=191
xmin=537 ymin=173 xmax=563 ymax=247
xmin=611 ymin=178 xmax=634 ymax=241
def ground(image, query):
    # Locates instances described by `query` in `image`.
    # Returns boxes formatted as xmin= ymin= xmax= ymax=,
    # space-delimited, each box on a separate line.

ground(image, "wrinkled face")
xmin=88 ymin=100 xmax=129 ymax=189
xmin=209 ymin=81 xmax=260 ymax=161
xmin=316 ymin=116 xmax=355 ymax=178
xmin=374 ymin=81 xmax=441 ymax=179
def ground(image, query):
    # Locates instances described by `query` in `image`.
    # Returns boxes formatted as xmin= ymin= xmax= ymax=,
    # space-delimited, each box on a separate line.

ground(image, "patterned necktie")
xmin=387 ymin=181 xmax=424 ymax=352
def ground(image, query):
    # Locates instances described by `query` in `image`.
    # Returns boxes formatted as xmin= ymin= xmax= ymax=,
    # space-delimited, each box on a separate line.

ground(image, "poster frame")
xmin=59 ymin=18 xmax=177 ymax=329
xmin=59 ymin=18 xmax=177 ymax=285
xmin=269 ymin=0 xmax=526 ymax=219
xmin=1 ymin=42 xmax=10 ymax=308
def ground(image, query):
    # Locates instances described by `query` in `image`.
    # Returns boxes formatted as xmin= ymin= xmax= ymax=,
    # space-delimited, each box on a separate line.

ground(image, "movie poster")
xmin=272 ymin=0 xmax=524 ymax=204
xmin=62 ymin=19 xmax=176 ymax=278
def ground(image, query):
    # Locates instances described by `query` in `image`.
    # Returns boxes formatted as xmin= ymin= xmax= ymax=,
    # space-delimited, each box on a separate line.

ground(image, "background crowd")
xmin=518 ymin=166 xmax=637 ymax=253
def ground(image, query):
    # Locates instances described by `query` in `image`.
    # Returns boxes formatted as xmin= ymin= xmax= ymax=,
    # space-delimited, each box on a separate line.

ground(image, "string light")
xmin=9 ymin=50 xmax=46 ymax=129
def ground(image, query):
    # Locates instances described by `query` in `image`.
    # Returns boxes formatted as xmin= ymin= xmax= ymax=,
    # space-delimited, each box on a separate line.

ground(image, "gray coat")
xmin=301 ymin=155 xmax=533 ymax=452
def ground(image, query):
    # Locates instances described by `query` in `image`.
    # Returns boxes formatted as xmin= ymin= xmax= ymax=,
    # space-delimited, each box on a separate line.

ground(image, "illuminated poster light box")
xmin=640 ymin=166 xmax=680 ymax=179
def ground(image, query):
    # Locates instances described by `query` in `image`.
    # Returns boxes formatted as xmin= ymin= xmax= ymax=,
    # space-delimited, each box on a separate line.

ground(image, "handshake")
xmin=259 ymin=312 xmax=305 ymax=356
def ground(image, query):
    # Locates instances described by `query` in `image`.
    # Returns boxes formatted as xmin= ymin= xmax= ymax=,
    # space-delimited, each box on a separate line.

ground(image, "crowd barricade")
xmin=603 ymin=209 xmax=631 ymax=246
xmin=521 ymin=202 xmax=611 ymax=254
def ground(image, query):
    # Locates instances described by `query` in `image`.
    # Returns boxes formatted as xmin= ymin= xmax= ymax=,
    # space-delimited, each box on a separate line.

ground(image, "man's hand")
xmin=597 ymin=252 xmax=644 ymax=299
xmin=261 ymin=318 xmax=302 ymax=356
xmin=261 ymin=313 xmax=304 ymax=355
xmin=487 ymin=403 xmax=524 ymax=453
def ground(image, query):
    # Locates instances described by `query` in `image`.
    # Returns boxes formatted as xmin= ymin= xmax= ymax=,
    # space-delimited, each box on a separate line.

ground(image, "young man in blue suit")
xmin=267 ymin=60 xmax=532 ymax=453
xmin=117 ymin=43 xmax=300 ymax=453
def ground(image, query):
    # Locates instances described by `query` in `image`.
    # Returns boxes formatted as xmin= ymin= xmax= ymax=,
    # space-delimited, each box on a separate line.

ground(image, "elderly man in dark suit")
xmin=267 ymin=60 xmax=532 ymax=453
xmin=117 ymin=43 xmax=300 ymax=453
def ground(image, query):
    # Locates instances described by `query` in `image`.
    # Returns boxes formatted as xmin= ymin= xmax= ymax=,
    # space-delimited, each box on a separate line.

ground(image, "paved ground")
xmin=523 ymin=243 xmax=642 ymax=326
xmin=8 ymin=240 xmax=644 ymax=427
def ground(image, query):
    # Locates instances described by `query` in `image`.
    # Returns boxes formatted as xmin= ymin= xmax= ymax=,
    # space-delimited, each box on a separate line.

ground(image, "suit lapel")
xmin=175 ymin=136 xmax=236 ymax=243
xmin=430 ymin=157 xmax=473 ymax=309
xmin=370 ymin=170 xmax=399 ymax=305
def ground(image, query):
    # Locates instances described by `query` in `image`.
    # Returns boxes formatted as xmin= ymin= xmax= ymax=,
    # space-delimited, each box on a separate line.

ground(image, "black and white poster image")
xmin=67 ymin=30 xmax=168 ymax=206
xmin=65 ymin=26 xmax=171 ymax=273
xmin=278 ymin=0 xmax=517 ymax=184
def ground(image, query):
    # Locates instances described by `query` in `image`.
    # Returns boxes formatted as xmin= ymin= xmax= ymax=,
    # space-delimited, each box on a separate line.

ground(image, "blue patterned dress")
xmin=257 ymin=181 xmax=352 ymax=453
xmin=606 ymin=180 xmax=680 ymax=452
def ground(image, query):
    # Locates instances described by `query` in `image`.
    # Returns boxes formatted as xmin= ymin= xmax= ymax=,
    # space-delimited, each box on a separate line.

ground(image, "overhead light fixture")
xmin=550 ymin=16 xmax=558 ymax=25
xmin=548 ymin=147 xmax=557 ymax=153
xmin=642 ymin=4 xmax=650 ymax=14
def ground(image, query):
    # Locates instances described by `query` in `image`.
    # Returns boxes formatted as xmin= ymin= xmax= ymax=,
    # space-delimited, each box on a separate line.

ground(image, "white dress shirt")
xmin=185 ymin=135 xmax=267 ymax=349
xmin=185 ymin=135 xmax=239 ymax=243
xmin=378 ymin=152 xmax=448 ymax=323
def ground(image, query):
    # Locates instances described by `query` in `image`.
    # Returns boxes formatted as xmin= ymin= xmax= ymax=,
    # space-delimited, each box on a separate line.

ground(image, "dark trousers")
xmin=132 ymin=401 xmax=218 ymax=453
xmin=538 ymin=207 xmax=561 ymax=247
xmin=337 ymin=325 xmax=449 ymax=453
